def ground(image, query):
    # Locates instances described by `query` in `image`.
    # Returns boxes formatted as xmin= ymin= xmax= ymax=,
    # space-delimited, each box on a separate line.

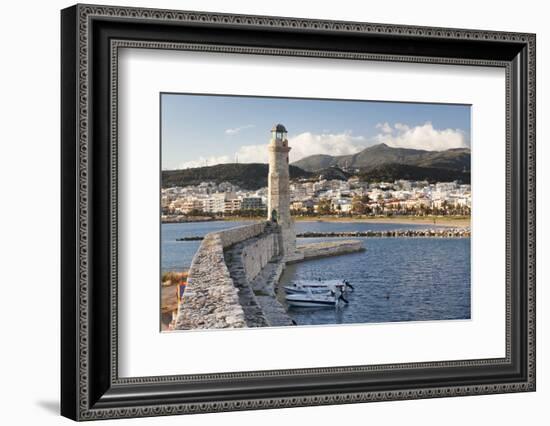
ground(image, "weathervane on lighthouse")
xmin=267 ymin=124 xmax=296 ymax=259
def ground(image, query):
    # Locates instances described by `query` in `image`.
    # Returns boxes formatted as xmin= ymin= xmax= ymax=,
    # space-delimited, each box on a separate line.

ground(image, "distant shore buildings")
xmin=162 ymin=177 xmax=471 ymax=218
xmin=162 ymin=126 xmax=471 ymax=219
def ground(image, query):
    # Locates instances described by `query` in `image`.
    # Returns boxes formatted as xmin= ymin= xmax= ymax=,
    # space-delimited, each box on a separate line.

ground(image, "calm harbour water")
xmin=162 ymin=220 xmax=471 ymax=324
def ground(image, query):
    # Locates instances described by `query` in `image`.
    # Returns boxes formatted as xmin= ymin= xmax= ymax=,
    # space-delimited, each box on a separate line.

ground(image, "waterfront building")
xmin=161 ymin=173 xmax=472 ymax=219
xmin=289 ymin=183 xmax=307 ymax=200
xmin=181 ymin=198 xmax=205 ymax=214
xmin=223 ymin=197 xmax=242 ymax=214
xmin=202 ymin=193 xmax=224 ymax=213
xmin=202 ymin=192 xmax=238 ymax=213
xmin=332 ymin=198 xmax=353 ymax=213
xmin=241 ymin=197 xmax=265 ymax=210
xmin=291 ymin=199 xmax=314 ymax=212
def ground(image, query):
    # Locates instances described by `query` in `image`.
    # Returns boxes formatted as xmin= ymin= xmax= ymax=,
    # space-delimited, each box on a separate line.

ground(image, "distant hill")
xmin=162 ymin=163 xmax=313 ymax=190
xmin=358 ymin=163 xmax=470 ymax=184
xmin=163 ymin=144 xmax=471 ymax=190
xmin=291 ymin=154 xmax=337 ymax=172
xmin=315 ymin=166 xmax=353 ymax=181
xmin=292 ymin=143 xmax=470 ymax=172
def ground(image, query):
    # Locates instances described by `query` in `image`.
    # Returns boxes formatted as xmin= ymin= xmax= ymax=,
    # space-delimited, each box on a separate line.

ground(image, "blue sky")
xmin=161 ymin=93 xmax=471 ymax=170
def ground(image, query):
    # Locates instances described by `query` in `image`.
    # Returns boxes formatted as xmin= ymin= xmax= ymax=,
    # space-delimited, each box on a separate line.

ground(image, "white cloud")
xmin=176 ymin=124 xmax=467 ymax=169
xmin=178 ymin=155 xmax=231 ymax=169
xmin=224 ymin=124 xmax=255 ymax=135
xmin=234 ymin=144 xmax=268 ymax=163
xmin=288 ymin=132 xmax=365 ymax=162
xmin=374 ymin=122 xmax=468 ymax=151
xmin=375 ymin=122 xmax=393 ymax=134
xmin=182 ymin=131 xmax=365 ymax=167
xmin=225 ymin=132 xmax=367 ymax=164
xmin=177 ymin=147 xmax=269 ymax=169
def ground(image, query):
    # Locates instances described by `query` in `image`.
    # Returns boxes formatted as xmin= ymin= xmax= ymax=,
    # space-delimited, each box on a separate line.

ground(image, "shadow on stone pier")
xmin=173 ymin=222 xmax=363 ymax=331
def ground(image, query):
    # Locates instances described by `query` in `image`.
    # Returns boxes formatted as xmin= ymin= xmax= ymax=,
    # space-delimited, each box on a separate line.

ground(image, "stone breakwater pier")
xmin=174 ymin=124 xmax=364 ymax=330
xmin=297 ymin=228 xmax=471 ymax=238
xmin=174 ymin=221 xmax=363 ymax=330
xmin=176 ymin=227 xmax=471 ymax=242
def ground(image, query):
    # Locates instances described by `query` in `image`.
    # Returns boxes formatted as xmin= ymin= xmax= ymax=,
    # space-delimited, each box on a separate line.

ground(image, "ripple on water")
xmin=162 ymin=222 xmax=471 ymax=326
xmin=279 ymin=237 xmax=470 ymax=326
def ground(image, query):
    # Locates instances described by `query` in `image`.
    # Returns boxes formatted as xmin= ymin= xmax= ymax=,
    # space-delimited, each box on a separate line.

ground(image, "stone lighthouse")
xmin=267 ymin=124 xmax=296 ymax=258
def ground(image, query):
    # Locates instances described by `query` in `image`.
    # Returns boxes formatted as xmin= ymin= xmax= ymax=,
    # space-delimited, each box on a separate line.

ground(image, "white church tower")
xmin=267 ymin=124 xmax=296 ymax=258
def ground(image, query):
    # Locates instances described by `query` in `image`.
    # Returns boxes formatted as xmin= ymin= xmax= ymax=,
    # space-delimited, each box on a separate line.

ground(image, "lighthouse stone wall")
xmin=267 ymin=135 xmax=296 ymax=258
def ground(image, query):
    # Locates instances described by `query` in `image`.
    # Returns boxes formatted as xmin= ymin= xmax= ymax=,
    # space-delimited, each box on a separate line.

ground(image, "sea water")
xmin=162 ymin=221 xmax=470 ymax=324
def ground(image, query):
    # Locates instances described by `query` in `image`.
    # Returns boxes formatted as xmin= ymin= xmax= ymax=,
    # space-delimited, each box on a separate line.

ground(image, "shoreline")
xmin=163 ymin=215 xmax=471 ymax=228
xmin=302 ymin=216 xmax=470 ymax=228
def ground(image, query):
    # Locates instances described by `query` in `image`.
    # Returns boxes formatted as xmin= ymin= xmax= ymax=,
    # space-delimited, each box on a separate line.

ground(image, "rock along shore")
xmin=296 ymin=228 xmax=470 ymax=238
xmin=176 ymin=228 xmax=470 ymax=241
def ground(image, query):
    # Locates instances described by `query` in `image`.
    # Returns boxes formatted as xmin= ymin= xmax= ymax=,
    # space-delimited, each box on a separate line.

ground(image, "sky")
xmin=161 ymin=93 xmax=471 ymax=170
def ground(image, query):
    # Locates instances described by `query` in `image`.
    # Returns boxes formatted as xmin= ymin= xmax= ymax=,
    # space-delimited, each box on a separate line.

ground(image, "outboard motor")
xmin=343 ymin=280 xmax=354 ymax=291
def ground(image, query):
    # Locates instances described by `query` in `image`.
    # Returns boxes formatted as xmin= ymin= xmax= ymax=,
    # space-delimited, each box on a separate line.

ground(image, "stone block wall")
xmin=296 ymin=240 xmax=364 ymax=261
xmin=218 ymin=222 xmax=267 ymax=248
xmin=174 ymin=221 xmax=280 ymax=330
xmin=240 ymin=232 xmax=280 ymax=282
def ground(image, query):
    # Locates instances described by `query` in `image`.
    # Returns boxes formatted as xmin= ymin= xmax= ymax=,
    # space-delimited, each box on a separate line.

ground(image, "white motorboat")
xmin=285 ymin=287 xmax=349 ymax=308
xmin=284 ymin=279 xmax=354 ymax=295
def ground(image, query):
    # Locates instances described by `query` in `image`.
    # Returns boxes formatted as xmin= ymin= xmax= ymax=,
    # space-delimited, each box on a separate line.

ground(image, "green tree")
xmin=351 ymin=195 xmax=370 ymax=215
xmin=317 ymin=198 xmax=332 ymax=215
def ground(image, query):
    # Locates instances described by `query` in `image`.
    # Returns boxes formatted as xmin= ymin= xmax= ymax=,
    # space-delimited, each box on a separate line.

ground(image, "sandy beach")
xmin=295 ymin=216 xmax=471 ymax=228
xmin=221 ymin=215 xmax=471 ymax=228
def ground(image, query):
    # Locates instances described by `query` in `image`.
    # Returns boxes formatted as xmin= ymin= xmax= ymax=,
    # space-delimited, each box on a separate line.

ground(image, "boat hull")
xmin=284 ymin=286 xmax=333 ymax=295
xmin=286 ymin=298 xmax=337 ymax=308
xmin=284 ymin=282 xmax=351 ymax=295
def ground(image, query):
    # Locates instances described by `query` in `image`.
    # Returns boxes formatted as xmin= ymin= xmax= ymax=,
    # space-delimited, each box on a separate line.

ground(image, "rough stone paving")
xmin=174 ymin=222 xmax=281 ymax=329
xmin=174 ymin=231 xmax=248 ymax=330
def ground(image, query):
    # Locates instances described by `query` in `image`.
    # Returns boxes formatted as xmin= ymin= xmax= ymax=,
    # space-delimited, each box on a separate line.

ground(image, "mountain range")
xmin=162 ymin=143 xmax=471 ymax=189
xmin=291 ymin=143 xmax=470 ymax=172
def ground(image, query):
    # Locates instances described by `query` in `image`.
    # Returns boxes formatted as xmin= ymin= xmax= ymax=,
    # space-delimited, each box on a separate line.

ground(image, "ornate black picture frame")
xmin=61 ymin=4 xmax=536 ymax=421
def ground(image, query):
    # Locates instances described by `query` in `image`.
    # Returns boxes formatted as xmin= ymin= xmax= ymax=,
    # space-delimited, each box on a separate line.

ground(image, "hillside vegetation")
xmin=162 ymin=143 xmax=471 ymax=189
xmin=162 ymin=163 xmax=312 ymax=190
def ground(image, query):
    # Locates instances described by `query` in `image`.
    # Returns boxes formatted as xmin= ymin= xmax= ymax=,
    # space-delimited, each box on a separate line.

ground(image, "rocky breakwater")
xmin=297 ymin=228 xmax=471 ymax=238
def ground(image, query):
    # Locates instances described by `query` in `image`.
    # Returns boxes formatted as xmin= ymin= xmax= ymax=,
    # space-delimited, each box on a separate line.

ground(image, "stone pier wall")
xmin=217 ymin=222 xmax=268 ymax=248
xmin=297 ymin=240 xmax=365 ymax=261
xmin=174 ymin=221 xmax=365 ymax=330
xmin=239 ymin=230 xmax=280 ymax=282
xmin=175 ymin=222 xmax=280 ymax=330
